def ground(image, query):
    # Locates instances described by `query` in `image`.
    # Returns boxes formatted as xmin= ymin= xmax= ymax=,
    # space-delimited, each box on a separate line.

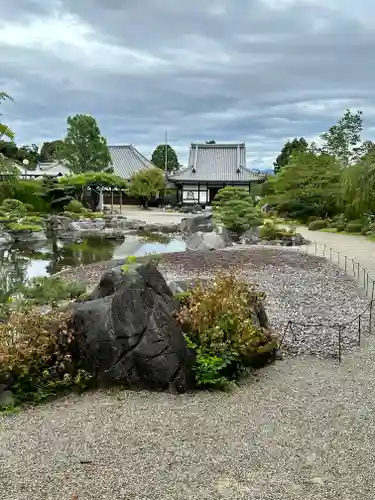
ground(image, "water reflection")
xmin=0 ymin=234 xmax=186 ymax=285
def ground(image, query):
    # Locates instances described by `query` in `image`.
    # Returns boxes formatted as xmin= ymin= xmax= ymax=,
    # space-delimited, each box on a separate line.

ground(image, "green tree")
xmin=206 ymin=140 xmax=216 ymax=144
xmin=129 ymin=167 xmax=166 ymax=208
xmin=151 ymin=144 xmax=179 ymax=172
xmin=265 ymin=151 xmax=343 ymax=220
xmin=342 ymin=147 xmax=375 ymax=218
xmin=0 ymin=92 xmax=18 ymax=179
xmin=320 ymin=109 xmax=374 ymax=166
xmin=273 ymin=138 xmax=308 ymax=174
xmin=59 ymin=114 xmax=111 ymax=174
xmin=39 ymin=140 xmax=64 ymax=162
xmin=213 ymin=186 xmax=262 ymax=233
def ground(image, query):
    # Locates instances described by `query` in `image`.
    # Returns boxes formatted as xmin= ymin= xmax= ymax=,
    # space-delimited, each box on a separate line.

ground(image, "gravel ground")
xmin=60 ymin=246 xmax=369 ymax=358
xmin=2 ymin=343 xmax=375 ymax=500
xmin=1 ymin=246 xmax=374 ymax=499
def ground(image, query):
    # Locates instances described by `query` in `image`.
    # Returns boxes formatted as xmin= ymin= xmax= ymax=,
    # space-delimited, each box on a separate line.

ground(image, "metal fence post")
xmin=369 ymin=301 xmax=373 ymax=335
xmin=372 ymin=280 xmax=375 ymax=302
xmin=344 ymin=255 xmax=347 ymax=273
xmin=329 ymin=248 xmax=332 ymax=261
xmin=358 ymin=315 xmax=362 ymax=345
xmin=314 ymin=242 xmax=317 ymax=255
xmin=337 ymin=251 xmax=340 ymax=266
xmin=323 ymin=244 xmax=326 ymax=257
xmin=338 ymin=326 xmax=342 ymax=363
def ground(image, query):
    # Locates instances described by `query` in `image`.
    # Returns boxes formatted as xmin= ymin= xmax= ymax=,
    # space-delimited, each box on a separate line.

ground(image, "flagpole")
xmin=164 ymin=131 xmax=168 ymax=172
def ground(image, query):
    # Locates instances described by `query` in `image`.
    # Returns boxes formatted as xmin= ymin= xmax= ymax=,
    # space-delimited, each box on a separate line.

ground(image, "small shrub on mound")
xmin=175 ymin=271 xmax=277 ymax=389
xmin=260 ymin=221 xmax=278 ymax=240
xmin=0 ymin=311 xmax=92 ymax=406
xmin=61 ymin=211 xmax=81 ymax=220
xmin=308 ymin=219 xmax=328 ymax=230
xmin=8 ymin=223 xmax=43 ymax=232
xmin=1 ymin=198 xmax=26 ymax=213
xmin=345 ymin=221 xmax=363 ymax=233
xmin=21 ymin=276 xmax=86 ymax=306
xmin=64 ymin=200 xmax=86 ymax=214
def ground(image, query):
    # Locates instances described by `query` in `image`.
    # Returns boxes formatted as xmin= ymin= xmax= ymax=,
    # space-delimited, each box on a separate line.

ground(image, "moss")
xmin=8 ymin=223 xmax=43 ymax=232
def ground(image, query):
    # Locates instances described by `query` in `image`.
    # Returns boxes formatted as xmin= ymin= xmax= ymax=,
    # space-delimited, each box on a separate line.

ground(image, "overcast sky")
xmin=1 ymin=0 xmax=375 ymax=169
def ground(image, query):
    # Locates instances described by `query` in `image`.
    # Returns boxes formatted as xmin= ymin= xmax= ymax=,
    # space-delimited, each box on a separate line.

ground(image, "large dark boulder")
xmin=180 ymin=213 xmax=214 ymax=234
xmin=69 ymin=263 xmax=194 ymax=392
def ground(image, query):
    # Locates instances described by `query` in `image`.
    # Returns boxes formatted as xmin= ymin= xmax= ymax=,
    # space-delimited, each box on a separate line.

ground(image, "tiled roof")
xmin=169 ymin=143 xmax=265 ymax=182
xmin=109 ymin=145 xmax=155 ymax=179
xmin=27 ymin=161 xmax=70 ymax=176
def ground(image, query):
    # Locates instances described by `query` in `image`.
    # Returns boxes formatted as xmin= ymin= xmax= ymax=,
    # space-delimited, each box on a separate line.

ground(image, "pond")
xmin=0 ymin=234 xmax=186 ymax=297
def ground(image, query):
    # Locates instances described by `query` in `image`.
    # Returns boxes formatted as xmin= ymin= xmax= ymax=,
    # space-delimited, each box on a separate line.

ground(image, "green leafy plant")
xmin=121 ymin=255 xmax=138 ymax=274
xmin=176 ymin=270 xmax=277 ymax=389
xmin=213 ymin=188 xmax=262 ymax=233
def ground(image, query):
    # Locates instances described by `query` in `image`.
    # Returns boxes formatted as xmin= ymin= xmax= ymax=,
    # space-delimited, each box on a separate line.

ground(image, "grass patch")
xmin=20 ymin=276 xmax=86 ymax=306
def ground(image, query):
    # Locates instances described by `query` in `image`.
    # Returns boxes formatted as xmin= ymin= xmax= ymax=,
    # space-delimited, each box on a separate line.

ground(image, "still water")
xmin=0 ymin=235 xmax=186 ymax=292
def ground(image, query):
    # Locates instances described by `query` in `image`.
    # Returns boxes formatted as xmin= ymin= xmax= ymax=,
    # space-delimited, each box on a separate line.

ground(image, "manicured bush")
xmin=0 ymin=310 xmax=92 ymax=407
xmin=308 ymin=219 xmax=329 ymax=230
xmin=64 ymin=200 xmax=86 ymax=213
xmin=345 ymin=221 xmax=363 ymax=233
xmin=61 ymin=211 xmax=81 ymax=220
xmin=1 ymin=198 xmax=26 ymax=213
xmin=7 ymin=223 xmax=43 ymax=232
xmin=175 ymin=271 xmax=277 ymax=389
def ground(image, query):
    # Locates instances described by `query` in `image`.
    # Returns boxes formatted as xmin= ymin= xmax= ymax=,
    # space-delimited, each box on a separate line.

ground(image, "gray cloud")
xmin=1 ymin=0 xmax=375 ymax=168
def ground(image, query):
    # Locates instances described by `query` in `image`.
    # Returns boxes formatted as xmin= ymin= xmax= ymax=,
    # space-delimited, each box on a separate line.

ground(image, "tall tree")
xmin=151 ymin=144 xmax=179 ymax=173
xmin=129 ymin=167 xmax=166 ymax=208
xmin=59 ymin=114 xmax=111 ymax=174
xmin=266 ymin=151 xmax=343 ymax=220
xmin=320 ymin=109 xmax=374 ymax=166
xmin=343 ymin=147 xmax=375 ymax=218
xmin=39 ymin=140 xmax=64 ymax=162
xmin=0 ymin=92 xmax=18 ymax=178
xmin=273 ymin=138 xmax=308 ymax=174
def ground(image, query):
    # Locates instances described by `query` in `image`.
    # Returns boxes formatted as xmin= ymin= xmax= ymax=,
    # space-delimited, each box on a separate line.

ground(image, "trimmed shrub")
xmin=308 ymin=219 xmax=329 ymax=230
xmin=345 ymin=222 xmax=363 ymax=233
xmin=307 ymin=215 xmax=319 ymax=223
xmin=175 ymin=270 xmax=277 ymax=389
xmin=260 ymin=221 xmax=278 ymax=240
xmin=61 ymin=211 xmax=81 ymax=220
xmin=64 ymin=200 xmax=86 ymax=214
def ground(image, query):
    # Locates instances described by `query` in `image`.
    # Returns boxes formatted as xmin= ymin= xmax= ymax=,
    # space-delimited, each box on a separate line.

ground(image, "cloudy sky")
xmin=1 ymin=0 xmax=375 ymax=169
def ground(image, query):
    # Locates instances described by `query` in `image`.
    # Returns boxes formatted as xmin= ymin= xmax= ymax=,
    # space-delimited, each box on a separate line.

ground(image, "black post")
xmin=372 ymin=280 xmax=375 ymax=302
xmin=329 ymin=248 xmax=332 ymax=261
xmin=337 ymin=251 xmax=340 ymax=266
xmin=357 ymin=262 xmax=360 ymax=280
xmin=344 ymin=255 xmax=347 ymax=273
xmin=358 ymin=315 xmax=362 ymax=345
xmin=369 ymin=301 xmax=373 ymax=335
xmin=352 ymin=259 xmax=355 ymax=277
xmin=338 ymin=326 xmax=342 ymax=363
xmin=314 ymin=242 xmax=317 ymax=255
xmin=323 ymin=244 xmax=326 ymax=257
xmin=363 ymin=268 xmax=366 ymax=290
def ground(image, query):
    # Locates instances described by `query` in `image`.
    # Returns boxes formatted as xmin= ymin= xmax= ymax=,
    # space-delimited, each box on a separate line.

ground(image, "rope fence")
xmin=279 ymin=241 xmax=374 ymax=362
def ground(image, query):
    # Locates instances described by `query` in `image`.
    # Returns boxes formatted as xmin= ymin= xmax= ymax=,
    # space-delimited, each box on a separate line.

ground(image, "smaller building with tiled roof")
xmin=109 ymin=145 xmax=156 ymax=180
xmin=169 ymin=142 xmax=265 ymax=205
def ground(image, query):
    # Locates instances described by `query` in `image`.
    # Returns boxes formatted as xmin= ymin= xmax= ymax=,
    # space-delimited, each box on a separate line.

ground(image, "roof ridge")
xmin=129 ymin=145 xmax=156 ymax=168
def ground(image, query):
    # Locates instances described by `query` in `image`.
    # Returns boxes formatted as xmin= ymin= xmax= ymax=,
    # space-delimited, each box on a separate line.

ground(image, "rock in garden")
xmin=69 ymin=263 xmax=194 ymax=392
xmin=11 ymin=230 xmax=47 ymax=243
xmin=180 ymin=213 xmax=213 ymax=234
xmin=0 ymin=230 xmax=13 ymax=247
xmin=186 ymin=231 xmax=227 ymax=251
xmin=240 ymin=227 xmax=261 ymax=245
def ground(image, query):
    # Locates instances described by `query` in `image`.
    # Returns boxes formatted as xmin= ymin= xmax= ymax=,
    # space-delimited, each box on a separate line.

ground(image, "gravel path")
xmin=2 ymin=340 xmax=375 ymax=500
xmin=1 ymin=244 xmax=374 ymax=499
xmin=295 ymin=226 xmax=375 ymax=280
